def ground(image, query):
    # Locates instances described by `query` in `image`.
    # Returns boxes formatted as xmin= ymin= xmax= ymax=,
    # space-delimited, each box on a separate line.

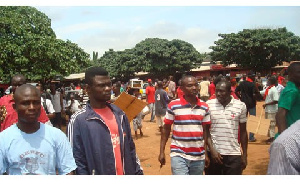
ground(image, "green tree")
xmin=0 ymin=6 xmax=90 ymax=82
xmin=134 ymin=38 xmax=202 ymax=76
xmin=210 ymin=27 xmax=300 ymax=71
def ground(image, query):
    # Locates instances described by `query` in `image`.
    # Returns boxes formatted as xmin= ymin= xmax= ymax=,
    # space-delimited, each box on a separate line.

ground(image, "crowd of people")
xmin=0 ymin=61 xmax=299 ymax=175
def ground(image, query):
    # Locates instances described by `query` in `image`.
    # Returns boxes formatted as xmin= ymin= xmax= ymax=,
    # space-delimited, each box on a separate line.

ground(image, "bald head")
xmin=14 ymin=84 xmax=41 ymax=104
xmin=11 ymin=74 xmax=27 ymax=94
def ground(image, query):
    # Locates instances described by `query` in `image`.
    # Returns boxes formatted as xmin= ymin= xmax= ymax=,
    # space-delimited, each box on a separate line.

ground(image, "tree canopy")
xmin=98 ymin=38 xmax=203 ymax=80
xmin=209 ymin=27 xmax=300 ymax=71
xmin=0 ymin=6 xmax=90 ymax=82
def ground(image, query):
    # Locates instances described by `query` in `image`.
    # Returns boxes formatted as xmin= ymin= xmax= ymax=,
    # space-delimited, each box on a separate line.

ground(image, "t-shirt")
xmin=235 ymin=81 xmax=257 ymax=109
xmin=164 ymin=97 xmax=211 ymax=161
xmin=67 ymin=100 xmax=81 ymax=113
xmin=155 ymin=88 xmax=169 ymax=116
xmin=41 ymin=97 xmax=55 ymax=114
xmin=167 ymin=81 xmax=176 ymax=98
xmin=176 ymin=87 xmax=184 ymax=98
xmin=206 ymin=98 xmax=247 ymax=155
xmin=278 ymin=81 xmax=300 ymax=128
xmin=50 ymin=91 xmax=62 ymax=113
xmin=93 ymin=107 xmax=123 ymax=175
xmin=0 ymin=123 xmax=77 ymax=175
xmin=260 ymin=86 xmax=279 ymax=113
xmin=199 ymin=80 xmax=210 ymax=97
xmin=209 ymin=83 xmax=215 ymax=96
xmin=146 ymin=86 xmax=156 ymax=104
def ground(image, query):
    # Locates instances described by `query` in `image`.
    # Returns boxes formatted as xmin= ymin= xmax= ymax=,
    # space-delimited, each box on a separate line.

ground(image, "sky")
xmin=2 ymin=1 xmax=300 ymax=59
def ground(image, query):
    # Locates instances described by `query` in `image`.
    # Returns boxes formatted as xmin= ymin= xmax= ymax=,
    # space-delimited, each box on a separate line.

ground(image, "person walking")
xmin=0 ymin=84 xmax=76 ymax=175
xmin=205 ymin=80 xmax=248 ymax=175
xmin=155 ymin=81 xmax=169 ymax=132
xmin=235 ymin=73 xmax=260 ymax=142
xmin=67 ymin=67 xmax=143 ymax=175
xmin=199 ymin=76 xmax=210 ymax=102
xmin=49 ymin=83 xmax=64 ymax=129
xmin=259 ymin=76 xmax=279 ymax=143
xmin=145 ymin=79 xmax=156 ymax=122
xmin=158 ymin=75 xmax=211 ymax=175
xmin=276 ymin=62 xmax=300 ymax=138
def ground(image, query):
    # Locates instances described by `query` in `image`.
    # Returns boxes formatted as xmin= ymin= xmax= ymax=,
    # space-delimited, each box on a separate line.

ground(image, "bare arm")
xmin=276 ymin=107 xmax=288 ymax=134
xmin=158 ymin=124 xmax=171 ymax=166
xmin=239 ymin=122 xmax=248 ymax=170
xmin=204 ymin=124 xmax=223 ymax=165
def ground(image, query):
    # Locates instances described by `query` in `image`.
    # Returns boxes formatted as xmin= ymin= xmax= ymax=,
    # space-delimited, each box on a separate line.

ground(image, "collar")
xmin=180 ymin=95 xmax=202 ymax=107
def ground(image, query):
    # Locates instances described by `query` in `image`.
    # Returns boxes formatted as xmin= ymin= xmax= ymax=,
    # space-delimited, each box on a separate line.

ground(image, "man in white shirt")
xmin=66 ymin=93 xmax=82 ymax=115
xmin=199 ymin=77 xmax=210 ymax=102
xmin=206 ymin=80 xmax=248 ymax=175
xmin=260 ymin=76 xmax=279 ymax=143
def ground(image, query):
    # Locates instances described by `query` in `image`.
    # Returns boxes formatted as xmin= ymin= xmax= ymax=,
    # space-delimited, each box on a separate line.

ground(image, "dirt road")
xmin=133 ymin=101 xmax=271 ymax=175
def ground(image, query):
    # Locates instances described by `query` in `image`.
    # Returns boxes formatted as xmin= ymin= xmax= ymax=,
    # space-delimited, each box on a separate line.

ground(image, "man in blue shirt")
xmin=0 ymin=84 xmax=76 ymax=175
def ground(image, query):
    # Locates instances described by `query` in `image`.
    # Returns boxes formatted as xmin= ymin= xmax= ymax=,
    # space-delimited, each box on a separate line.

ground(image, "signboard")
xmin=246 ymin=114 xmax=271 ymax=136
xmin=211 ymin=65 xmax=224 ymax=70
xmin=113 ymin=92 xmax=147 ymax=122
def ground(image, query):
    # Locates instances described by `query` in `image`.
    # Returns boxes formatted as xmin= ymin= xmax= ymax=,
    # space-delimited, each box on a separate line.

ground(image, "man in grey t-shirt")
xmin=155 ymin=81 xmax=169 ymax=132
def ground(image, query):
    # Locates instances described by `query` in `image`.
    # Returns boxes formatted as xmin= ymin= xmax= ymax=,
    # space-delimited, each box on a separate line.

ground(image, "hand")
xmin=158 ymin=152 xmax=166 ymax=166
xmin=241 ymin=154 xmax=247 ymax=170
xmin=210 ymin=149 xmax=223 ymax=164
xmin=262 ymin=104 xmax=266 ymax=109
xmin=205 ymin=154 xmax=210 ymax=168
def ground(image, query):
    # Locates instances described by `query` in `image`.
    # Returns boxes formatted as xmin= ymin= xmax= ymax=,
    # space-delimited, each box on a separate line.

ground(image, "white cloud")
xmin=73 ymin=21 xmax=219 ymax=58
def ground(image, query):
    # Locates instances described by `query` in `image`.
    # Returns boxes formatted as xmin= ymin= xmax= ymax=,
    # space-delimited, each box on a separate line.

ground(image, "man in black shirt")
xmin=235 ymin=73 xmax=260 ymax=142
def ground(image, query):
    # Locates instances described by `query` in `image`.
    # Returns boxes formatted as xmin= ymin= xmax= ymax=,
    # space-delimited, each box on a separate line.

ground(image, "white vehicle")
xmin=129 ymin=79 xmax=143 ymax=89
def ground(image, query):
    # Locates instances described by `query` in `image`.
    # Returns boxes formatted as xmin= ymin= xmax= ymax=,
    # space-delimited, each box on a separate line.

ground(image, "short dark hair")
xmin=181 ymin=75 xmax=196 ymax=86
xmin=268 ymin=76 xmax=277 ymax=85
xmin=85 ymin=67 xmax=109 ymax=85
xmin=216 ymin=80 xmax=231 ymax=92
xmin=288 ymin=62 xmax=300 ymax=75
xmin=10 ymin=74 xmax=26 ymax=85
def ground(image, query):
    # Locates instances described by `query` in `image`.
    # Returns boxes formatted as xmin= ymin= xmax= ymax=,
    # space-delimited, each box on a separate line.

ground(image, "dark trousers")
xmin=205 ymin=152 xmax=242 ymax=175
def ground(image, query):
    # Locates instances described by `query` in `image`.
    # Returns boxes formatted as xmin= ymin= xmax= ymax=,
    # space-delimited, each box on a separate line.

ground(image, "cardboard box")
xmin=113 ymin=92 xmax=148 ymax=122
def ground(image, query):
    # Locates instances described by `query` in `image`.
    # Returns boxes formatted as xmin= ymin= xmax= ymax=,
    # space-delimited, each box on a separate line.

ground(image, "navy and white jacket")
xmin=67 ymin=102 xmax=143 ymax=175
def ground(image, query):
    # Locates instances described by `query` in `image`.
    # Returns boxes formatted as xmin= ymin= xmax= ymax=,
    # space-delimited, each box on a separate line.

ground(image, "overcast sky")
xmin=2 ymin=1 xmax=300 ymax=58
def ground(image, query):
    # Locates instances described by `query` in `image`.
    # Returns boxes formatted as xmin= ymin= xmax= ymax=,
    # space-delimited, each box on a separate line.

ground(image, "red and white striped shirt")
xmin=164 ymin=96 xmax=211 ymax=160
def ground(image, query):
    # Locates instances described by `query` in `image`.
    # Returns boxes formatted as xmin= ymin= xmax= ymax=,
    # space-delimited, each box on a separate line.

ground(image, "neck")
xmin=184 ymin=95 xmax=197 ymax=106
xmin=17 ymin=121 xmax=40 ymax=134
xmin=220 ymin=97 xmax=232 ymax=107
xmin=90 ymin=100 xmax=107 ymax=109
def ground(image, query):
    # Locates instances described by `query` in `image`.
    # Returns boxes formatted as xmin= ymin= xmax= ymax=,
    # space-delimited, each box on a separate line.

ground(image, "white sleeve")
xmin=46 ymin=99 xmax=55 ymax=114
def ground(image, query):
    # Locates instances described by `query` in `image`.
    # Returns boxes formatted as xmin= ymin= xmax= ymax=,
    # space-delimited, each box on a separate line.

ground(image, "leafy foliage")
xmin=0 ymin=6 xmax=90 ymax=82
xmin=210 ymin=27 xmax=300 ymax=71
xmin=98 ymin=38 xmax=203 ymax=80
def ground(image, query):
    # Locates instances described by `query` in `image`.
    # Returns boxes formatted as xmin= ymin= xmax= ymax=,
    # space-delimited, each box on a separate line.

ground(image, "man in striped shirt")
xmin=158 ymin=75 xmax=211 ymax=175
xmin=205 ymin=80 xmax=248 ymax=175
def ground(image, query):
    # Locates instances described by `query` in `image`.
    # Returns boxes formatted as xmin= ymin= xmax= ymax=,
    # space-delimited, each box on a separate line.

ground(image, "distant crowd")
xmin=0 ymin=62 xmax=299 ymax=175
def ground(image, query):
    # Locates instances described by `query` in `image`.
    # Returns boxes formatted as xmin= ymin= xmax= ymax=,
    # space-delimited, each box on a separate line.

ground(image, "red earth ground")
xmin=132 ymin=101 xmax=271 ymax=175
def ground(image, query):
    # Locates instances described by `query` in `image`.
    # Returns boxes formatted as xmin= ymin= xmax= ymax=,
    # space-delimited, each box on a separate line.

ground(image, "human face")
xmin=181 ymin=77 xmax=198 ymax=97
xmin=216 ymin=83 xmax=231 ymax=105
xmin=87 ymin=75 xmax=112 ymax=103
xmin=13 ymin=88 xmax=41 ymax=125
xmin=11 ymin=77 xmax=26 ymax=94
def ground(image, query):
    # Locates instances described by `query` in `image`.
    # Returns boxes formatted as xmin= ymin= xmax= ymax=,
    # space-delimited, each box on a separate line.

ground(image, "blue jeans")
xmin=171 ymin=156 xmax=205 ymax=175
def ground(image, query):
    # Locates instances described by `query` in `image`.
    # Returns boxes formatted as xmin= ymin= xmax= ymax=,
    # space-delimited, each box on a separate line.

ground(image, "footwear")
xmin=265 ymin=137 xmax=274 ymax=143
xmin=249 ymin=138 xmax=256 ymax=142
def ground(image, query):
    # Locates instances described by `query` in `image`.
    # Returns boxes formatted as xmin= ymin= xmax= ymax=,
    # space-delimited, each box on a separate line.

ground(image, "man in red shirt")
xmin=0 ymin=74 xmax=49 ymax=132
xmin=146 ymin=79 xmax=156 ymax=122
